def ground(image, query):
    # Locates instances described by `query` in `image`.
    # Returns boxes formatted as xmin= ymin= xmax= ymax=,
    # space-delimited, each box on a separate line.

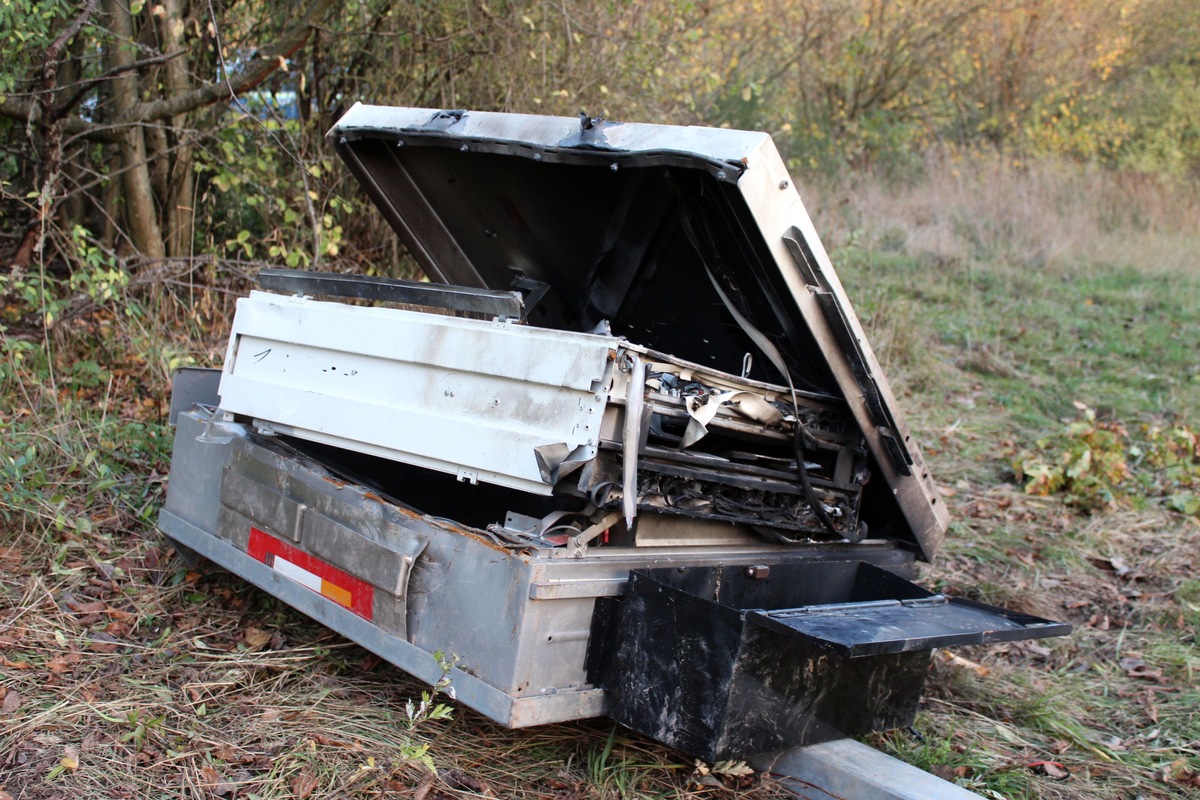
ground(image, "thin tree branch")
xmin=126 ymin=0 xmax=341 ymax=123
xmin=0 ymin=0 xmax=340 ymax=143
xmin=51 ymin=49 xmax=188 ymax=122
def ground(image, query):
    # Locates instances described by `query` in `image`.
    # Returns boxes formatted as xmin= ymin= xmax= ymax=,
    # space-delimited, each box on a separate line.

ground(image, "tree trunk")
xmin=8 ymin=1 xmax=97 ymax=271
xmin=161 ymin=0 xmax=195 ymax=259
xmin=103 ymin=0 xmax=166 ymax=261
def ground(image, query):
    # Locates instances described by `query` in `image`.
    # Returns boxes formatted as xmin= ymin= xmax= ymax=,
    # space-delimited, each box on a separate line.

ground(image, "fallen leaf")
xmin=0 ymin=546 xmax=22 ymax=566
xmin=1021 ymin=641 xmax=1052 ymax=658
xmin=67 ymin=600 xmax=107 ymax=614
xmin=940 ymin=649 xmax=990 ymax=676
xmin=61 ymin=745 xmax=80 ymax=772
xmin=290 ymin=766 xmax=319 ymax=799
xmin=243 ymin=627 xmax=272 ymax=649
xmin=46 ymin=655 xmax=73 ymax=674
xmin=1088 ymin=555 xmax=1133 ymax=577
xmin=1 ymin=691 xmax=20 ymax=715
xmin=412 ymin=772 xmax=436 ymax=800
xmin=1028 ymin=760 xmax=1069 ymax=779
xmin=200 ymin=765 xmax=235 ymax=797
xmin=87 ymin=631 xmax=122 ymax=653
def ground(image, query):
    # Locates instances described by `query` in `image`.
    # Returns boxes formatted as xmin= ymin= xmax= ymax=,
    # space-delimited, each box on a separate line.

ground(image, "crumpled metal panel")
xmin=217 ymin=290 xmax=615 ymax=495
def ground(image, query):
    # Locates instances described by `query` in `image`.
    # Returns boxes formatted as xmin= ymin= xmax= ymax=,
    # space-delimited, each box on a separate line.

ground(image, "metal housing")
xmin=157 ymin=105 xmax=1068 ymax=752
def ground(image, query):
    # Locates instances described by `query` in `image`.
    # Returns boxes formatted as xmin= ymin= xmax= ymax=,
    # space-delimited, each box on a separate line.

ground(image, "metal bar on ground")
xmin=752 ymin=738 xmax=987 ymax=800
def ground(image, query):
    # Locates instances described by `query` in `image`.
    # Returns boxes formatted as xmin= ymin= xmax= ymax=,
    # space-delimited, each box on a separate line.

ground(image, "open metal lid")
xmin=327 ymin=104 xmax=948 ymax=559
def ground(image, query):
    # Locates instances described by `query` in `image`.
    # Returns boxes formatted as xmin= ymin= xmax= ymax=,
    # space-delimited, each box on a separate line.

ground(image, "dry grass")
xmin=0 ymin=524 xmax=789 ymax=799
xmin=803 ymin=151 xmax=1200 ymax=276
xmin=817 ymin=153 xmax=1200 ymax=799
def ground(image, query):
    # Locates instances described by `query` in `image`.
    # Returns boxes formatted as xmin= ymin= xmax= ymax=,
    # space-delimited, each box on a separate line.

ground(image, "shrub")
xmin=1015 ymin=402 xmax=1200 ymax=515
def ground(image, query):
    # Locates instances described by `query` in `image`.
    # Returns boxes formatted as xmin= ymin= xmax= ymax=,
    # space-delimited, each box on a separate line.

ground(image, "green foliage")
xmin=68 ymin=225 xmax=131 ymax=307
xmin=1113 ymin=63 xmax=1200 ymax=177
xmin=1015 ymin=403 xmax=1131 ymax=511
xmin=1015 ymin=405 xmax=1200 ymax=515
xmin=0 ymin=0 xmax=74 ymax=94
xmin=1136 ymin=423 xmax=1200 ymax=515
xmin=397 ymin=691 xmax=454 ymax=774
xmin=197 ymin=117 xmax=351 ymax=268
xmin=689 ymin=0 xmax=1200 ymax=177
xmin=0 ymin=406 xmax=169 ymax=534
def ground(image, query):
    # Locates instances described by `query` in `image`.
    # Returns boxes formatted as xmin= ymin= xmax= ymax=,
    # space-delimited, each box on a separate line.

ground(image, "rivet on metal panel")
xmin=460 ymin=144 xmax=469 ymax=152
xmin=745 ymin=565 xmax=771 ymax=579
xmin=395 ymin=140 xmax=404 ymax=148
xmin=716 ymin=170 xmax=727 ymax=180
xmin=533 ymin=153 xmax=542 ymax=162
xmin=609 ymin=163 xmax=618 ymax=172
xmin=779 ymin=179 xmax=790 ymax=190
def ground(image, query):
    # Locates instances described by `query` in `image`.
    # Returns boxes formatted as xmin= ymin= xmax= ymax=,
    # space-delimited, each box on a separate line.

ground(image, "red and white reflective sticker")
xmin=247 ymin=527 xmax=374 ymax=620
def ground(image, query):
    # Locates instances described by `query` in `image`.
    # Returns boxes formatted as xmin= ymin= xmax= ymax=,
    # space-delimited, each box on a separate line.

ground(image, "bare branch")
xmin=51 ymin=49 xmax=188 ymax=122
xmin=0 ymin=96 xmax=118 ymax=142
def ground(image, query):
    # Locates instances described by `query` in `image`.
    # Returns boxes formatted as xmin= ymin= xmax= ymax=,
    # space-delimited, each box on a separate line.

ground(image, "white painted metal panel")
xmin=218 ymin=291 xmax=615 ymax=494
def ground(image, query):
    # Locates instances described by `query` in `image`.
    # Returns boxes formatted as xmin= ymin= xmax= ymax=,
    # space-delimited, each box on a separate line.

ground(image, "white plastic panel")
xmin=218 ymin=291 xmax=615 ymax=494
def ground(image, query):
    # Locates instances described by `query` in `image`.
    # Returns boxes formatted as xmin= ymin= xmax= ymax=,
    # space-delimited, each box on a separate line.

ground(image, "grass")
xmin=3 ymin=153 xmax=1200 ymax=798
xmin=815 ymin=155 xmax=1200 ymax=799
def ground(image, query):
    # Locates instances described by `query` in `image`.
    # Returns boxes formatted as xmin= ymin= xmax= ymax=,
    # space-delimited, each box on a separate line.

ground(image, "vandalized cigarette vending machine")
xmin=160 ymin=105 xmax=1068 ymax=760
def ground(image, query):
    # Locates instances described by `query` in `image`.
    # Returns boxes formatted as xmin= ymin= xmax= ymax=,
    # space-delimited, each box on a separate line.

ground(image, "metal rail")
xmin=257 ymin=268 xmax=526 ymax=320
xmin=753 ymin=738 xmax=987 ymax=800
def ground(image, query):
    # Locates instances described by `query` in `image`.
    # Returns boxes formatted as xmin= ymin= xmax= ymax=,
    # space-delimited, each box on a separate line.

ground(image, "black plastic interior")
xmin=332 ymin=128 xmax=920 ymax=552
xmin=340 ymin=137 xmax=839 ymax=393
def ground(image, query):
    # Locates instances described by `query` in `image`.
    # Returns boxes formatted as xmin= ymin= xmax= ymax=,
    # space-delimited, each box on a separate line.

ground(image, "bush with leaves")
xmin=1015 ymin=402 xmax=1200 ymax=515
